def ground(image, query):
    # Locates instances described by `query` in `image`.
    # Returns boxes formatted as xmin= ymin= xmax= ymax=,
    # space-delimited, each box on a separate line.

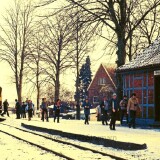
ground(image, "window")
xmin=98 ymin=78 xmax=106 ymax=85
xmin=93 ymin=96 xmax=99 ymax=104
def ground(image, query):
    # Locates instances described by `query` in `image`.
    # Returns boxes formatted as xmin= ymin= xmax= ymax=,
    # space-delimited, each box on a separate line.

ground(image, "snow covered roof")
xmin=117 ymin=37 xmax=160 ymax=72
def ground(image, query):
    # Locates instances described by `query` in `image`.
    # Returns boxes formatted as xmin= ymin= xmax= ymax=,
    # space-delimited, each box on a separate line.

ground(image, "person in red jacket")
xmin=54 ymin=99 xmax=61 ymax=123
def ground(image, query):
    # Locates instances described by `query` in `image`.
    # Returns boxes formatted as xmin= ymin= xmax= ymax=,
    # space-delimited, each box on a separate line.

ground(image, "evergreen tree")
xmin=79 ymin=56 xmax=92 ymax=102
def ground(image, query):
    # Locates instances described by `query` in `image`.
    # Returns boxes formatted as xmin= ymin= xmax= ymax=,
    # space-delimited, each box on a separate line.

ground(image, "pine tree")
xmin=79 ymin=56 xmax=92 ymax=102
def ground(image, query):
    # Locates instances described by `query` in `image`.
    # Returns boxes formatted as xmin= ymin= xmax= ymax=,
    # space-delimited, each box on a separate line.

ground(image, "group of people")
xmin=0 ymin=97 xmax=62 ymax=123
xmin=1 ymin=93 xmax=141 ymax=130
xmin=83 ymin=93 xmax=119 ymax=130
xmin=15 ymin=99 xmax=34 ymax=121
xmin=40 ymin=98 xmax=61 ymax=123
xmin=0 ymin=98 xmax=34 ymax=121
xmin=86 ymin=92 xmax=141 ymax=130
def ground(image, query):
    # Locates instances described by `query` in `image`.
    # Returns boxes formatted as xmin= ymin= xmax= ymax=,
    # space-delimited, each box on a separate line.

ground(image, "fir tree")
xmin=79 ymin=56 xmax=92 ymax=102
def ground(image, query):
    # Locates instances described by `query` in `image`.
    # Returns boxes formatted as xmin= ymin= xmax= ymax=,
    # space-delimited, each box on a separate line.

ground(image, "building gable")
xmin=88 ymin=64 xmax=115 ymax=90
xmin=88 ymin=63 xmax=116 ymax=106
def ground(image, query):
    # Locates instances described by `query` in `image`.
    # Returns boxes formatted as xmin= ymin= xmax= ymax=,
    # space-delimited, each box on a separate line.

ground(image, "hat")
xmin=112 ymin=93 xmax=117 ymax=96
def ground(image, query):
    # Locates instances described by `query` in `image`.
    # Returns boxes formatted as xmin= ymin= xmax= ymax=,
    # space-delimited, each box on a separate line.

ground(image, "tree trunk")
xmin=116 ymin=33 xmax=126 ymax=101
xmin=0 ymin=87 xmax=2 ymax=107
xmin=36 ymin=56 xmax=40 ymax=110
xmin=54 ymin=73 xmax=60 ymax=102
xmin=17 ymin=83 xmax=22 ymax=103
xmin=36 ymin=75 xmax=40 ymax=110
xmin=76 ymin=63 xmax=80 ymax=120
xmin=37 ymin=86 xmax=40 ymax=110
xmin=75 ymin=16 xmax=80 ymax=120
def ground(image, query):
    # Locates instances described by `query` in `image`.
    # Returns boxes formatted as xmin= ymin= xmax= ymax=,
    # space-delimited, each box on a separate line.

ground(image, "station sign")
xmin=154 ymin=70 xmax=160 ymax=76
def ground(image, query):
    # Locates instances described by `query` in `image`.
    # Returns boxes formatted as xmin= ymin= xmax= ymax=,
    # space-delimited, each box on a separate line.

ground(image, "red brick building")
xmin=88 ymin=64 xmax=116 ymax=107
xmin=117 ymin=37 xmax=160 ymax=124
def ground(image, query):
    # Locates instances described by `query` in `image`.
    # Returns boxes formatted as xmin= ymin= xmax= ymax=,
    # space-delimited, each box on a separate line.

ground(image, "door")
xmin=155 ymin=76 xmax=160 ymax=121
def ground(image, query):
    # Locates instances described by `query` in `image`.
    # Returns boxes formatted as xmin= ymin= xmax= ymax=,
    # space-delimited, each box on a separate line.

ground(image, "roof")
xmin=88 ymin=63 xmax=116 ymax=90
xmin=117 ymin=37 xmax=160 ymax=72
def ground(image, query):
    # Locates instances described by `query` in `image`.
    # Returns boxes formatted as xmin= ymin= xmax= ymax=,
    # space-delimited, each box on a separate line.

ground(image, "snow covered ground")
xmin=0 ymin=131 xmax=64 ymax=160
xmin=0 ymin=114 xmax=160 ymax=160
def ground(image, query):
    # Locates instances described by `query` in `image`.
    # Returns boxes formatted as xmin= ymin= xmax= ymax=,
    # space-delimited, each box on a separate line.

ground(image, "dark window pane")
xmin=148 ymin=107 xmax=154 ymax=119
xmin=148 ymin=90 xmax=154 ymax=104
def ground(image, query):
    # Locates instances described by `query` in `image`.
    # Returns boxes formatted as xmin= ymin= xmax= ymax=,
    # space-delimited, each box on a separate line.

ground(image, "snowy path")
xmin=1 ymin=115 xmax=160 ymax=160
xmin=0 ymin=122 xmax=115 ymax=160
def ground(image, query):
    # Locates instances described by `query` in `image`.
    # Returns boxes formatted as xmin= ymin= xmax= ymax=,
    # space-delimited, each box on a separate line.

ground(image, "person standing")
xmin=1 ymin=99 xmax=9 ymax=117
xmin=15 ymin=99 xmax=21 ymax=119
xmin=100 ymin=96 xmax=109 ymax=125
xmin=26 ymin=100 xmax=34 ymax=121
xmin=96 ymin=105 xmax=101 ymax=121
xmin=54 ymin=99 xmax=61 ymax=123
xmin=109 ymin=93 xmax=119 ymax=130
xmin=21 ymin=102 xmax=27 ymax=118
xmin=82 ymin=98 xmax=91 ymax=125
xmin=31 ymin=101 xmax=35 ymax=117
xmin=127 ymin=93 xmax=141 ymax=129
xmin=41 ymin=98 xmax=49 ymax=122
xmin=119 ymin=95 xmax=128 ymax=125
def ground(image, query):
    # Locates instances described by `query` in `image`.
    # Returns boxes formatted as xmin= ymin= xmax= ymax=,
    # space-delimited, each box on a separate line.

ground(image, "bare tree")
xmin=60 ymin=86 xmax=74 ymax=102
xmin=65 ymin=8 xmax=98 ymax=119
xmin=29 ymin=0 xmax=160 ymax=101
xmin=25 ymin=27 xmax=48 ymax=109
xmin=0 ymin=0 xmax=36 ymax=102
xmin=39 ymin=13 xmax=76 ymax=101
xmin=62 ymin=0 xmax=160 ymax=99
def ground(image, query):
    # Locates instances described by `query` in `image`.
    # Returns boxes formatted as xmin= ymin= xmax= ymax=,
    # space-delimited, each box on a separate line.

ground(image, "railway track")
xmin=0 ymin=122 xmax=126 ymax=160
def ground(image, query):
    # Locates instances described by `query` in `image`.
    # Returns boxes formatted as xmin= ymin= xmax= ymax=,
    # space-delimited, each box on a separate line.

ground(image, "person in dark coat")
xmin=82 ymin=98 xmax=91 ymax=125
xmin=119 ymin=95 xmax=128 ymax=125
xmin=27 ymin=100 xmax=33 ymax=121
xmin=1 ymin=99 xmax=9 ymax=117
xmin=21 ymin=102 xmax=27 ymax=118
xmin=54 ymin=99 xmax=61 ymax=123
xmin=100 ymin=96 xmax=109 ymax=125
xmin=41 ymin=98 xmax=49 ymax=122
xmin=109 ymin=93 xmax=120 ymax=130
xmin=15 ymin=99 xmax=21 ymax=119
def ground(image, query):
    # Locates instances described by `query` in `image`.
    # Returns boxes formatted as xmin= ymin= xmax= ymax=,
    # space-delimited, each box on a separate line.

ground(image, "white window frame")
xmin=98 ymin=78 xmax=106 ymax=85
xmin=93 ymin=96 xmax=99 ymax=104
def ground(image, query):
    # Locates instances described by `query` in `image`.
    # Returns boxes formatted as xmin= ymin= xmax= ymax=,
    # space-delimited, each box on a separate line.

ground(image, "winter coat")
xmin=82 ymin=101 xmax=91 ymax=115
xmin=109 ymin=98 xmax=119 ymax=112
xmin=96 ymin=105 xmax=101 ymax=115
xmin=127 ymin=97 xmax=140 ymax=112
xmin=53 ymin=103 xmax=61 ymax=116
xmin=15 ymin=101 xmax=21 ymax=112
xmin=100 ymin=100 xmax=109 ymax=114
xmin=3 ymin=101 xmax=9 ymax=111
xmin=40 ymin=102 xmax=47 ymax=109
xmin=119 ymin=99 xmax=128 ymax=110
xmin=22 ymin=104 xmax=27 ymax=112
xmin=26 ymin=102 xmax=33 ymax=111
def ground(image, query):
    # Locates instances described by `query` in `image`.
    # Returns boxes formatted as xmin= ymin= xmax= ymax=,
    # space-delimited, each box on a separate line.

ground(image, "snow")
xmin=0 ymin=132 xmax=62 ymax=160
xmin=118 ymin=37 xmax=160 ymax=71
xmin=1 ymin=114 xmax=160 ymax=159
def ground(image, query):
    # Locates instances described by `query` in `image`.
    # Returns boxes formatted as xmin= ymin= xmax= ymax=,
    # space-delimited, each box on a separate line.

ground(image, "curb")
xmin=0 ymin=117 xmax=6 ymax=122
xmin=21 ymin=123 xmax=147 ymax=151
